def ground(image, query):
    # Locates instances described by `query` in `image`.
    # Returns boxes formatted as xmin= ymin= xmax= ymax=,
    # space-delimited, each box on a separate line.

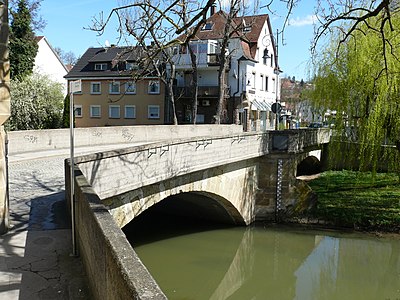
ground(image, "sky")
xmin=38 ymin=0 xmax=317 ymax=81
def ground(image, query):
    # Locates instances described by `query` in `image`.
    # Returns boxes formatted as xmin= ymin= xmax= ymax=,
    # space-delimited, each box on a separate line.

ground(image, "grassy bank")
xmin=307 ymin=170 xmax=400 ymax=232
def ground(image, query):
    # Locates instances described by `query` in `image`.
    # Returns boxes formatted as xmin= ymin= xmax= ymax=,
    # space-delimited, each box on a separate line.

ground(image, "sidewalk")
xmin=1 ymin=142 xmax=143 ymax=299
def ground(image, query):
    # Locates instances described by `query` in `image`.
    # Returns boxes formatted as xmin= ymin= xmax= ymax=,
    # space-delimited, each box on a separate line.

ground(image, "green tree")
xmin=62 ymin=93 xmax=70 ymax=128
xmin=9 ymin=0 xmax=38 ymax=79
xmin=310 ymin=13 xmax=400 ymax=172
xmin=7 ymin=73 xmax=64 ymax=130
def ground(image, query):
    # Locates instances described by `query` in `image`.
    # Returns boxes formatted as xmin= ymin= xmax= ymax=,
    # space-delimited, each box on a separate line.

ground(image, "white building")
xmin=171 ymin=10 xmax=281 ymax=130
xmin=34 ymin=36 xmax=69 ymax=95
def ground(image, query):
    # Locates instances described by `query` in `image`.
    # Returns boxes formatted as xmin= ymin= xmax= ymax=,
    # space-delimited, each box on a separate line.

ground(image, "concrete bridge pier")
xmin=256 ymin=150 xmax=324 ymax=222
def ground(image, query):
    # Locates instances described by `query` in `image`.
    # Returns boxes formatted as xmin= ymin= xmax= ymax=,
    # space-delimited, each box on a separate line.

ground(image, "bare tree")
xmin=89 ymin=0 xmax=217 ymax=125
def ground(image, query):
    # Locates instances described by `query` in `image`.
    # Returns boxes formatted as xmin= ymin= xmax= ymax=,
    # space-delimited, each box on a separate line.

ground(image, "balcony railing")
xmin=175 ymin=86 xmax=230 ymax=98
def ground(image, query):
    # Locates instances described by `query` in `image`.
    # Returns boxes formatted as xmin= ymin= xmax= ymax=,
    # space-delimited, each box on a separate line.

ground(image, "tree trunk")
xmin=188 ymin=45 xmax=198 ymax=124
xmin=166 ymin=63 xmax=178 ymax=125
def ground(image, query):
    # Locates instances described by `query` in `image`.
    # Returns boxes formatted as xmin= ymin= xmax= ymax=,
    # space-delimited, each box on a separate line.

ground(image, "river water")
xmin=124 ymin=215 xmax=400 ymax=300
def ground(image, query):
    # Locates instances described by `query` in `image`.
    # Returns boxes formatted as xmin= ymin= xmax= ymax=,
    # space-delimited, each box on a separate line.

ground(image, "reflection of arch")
xmin=297 ymin=156 xmax=321 ymax=176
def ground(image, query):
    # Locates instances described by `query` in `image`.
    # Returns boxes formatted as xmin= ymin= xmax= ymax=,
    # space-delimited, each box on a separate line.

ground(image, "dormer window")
xmin=95 ymin=63 xmax=107 ymax=71
xmin=202 ymin=23 xmax=213 ymax=31
xmin=242 ymin=19 xmax=252 ymax=33
xmin=243 ymin=25 xmax=252 ymax=32
xmin=126 ymin=62 xmax=138 ymax=70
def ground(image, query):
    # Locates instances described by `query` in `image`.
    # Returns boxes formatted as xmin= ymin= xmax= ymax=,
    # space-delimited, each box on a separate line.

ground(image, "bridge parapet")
xmin=270 ymin=128 xmax=331 ymax=153
xmin=75 ymin=132 xmax=269 ymax=200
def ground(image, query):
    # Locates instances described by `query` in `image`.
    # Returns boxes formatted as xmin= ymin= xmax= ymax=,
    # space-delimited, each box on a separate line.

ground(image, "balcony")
xmin=175 ymin=86 xmax=230 ymax=98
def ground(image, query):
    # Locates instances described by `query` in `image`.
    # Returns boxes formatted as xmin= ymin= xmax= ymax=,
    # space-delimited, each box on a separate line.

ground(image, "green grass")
xmin=308 ymin=170 xmax=400 ymax=232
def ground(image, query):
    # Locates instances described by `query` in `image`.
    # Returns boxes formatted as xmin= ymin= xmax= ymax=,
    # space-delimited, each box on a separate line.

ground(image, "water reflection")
xmin=126 ymin=220 xmax=400 ymax=300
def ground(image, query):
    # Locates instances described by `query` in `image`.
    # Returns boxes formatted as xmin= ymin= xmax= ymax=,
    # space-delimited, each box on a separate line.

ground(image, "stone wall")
xmin=8 ymin=125 xmax=243 ymax=154
xmin=65 ymin=162 xmax=166 ymax=300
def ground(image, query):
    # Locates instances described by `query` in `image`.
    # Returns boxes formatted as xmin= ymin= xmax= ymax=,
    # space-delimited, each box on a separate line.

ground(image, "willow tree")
xmin=310 ymin=11 xmax=400 ymax=172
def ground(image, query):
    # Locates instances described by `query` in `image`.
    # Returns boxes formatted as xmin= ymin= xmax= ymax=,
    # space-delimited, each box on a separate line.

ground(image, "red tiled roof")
xmin=178 ymin=10 xmax=270 ymax=61
xmin=186 ymin=11 xmax=269 ymax=43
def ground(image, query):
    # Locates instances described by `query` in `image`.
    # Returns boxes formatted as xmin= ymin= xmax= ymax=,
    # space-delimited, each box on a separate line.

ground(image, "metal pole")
xmin=70 ymin=91 xmax=77 ymax=256
xmin=274 ymin=29 xmax=280 ymax=130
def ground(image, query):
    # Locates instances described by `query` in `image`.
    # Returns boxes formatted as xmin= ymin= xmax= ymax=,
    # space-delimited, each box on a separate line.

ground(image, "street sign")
xmin=271 ymin=102 xmax=282 ymax=114
xmin=70 ymin=80 xmax=81 ymax=94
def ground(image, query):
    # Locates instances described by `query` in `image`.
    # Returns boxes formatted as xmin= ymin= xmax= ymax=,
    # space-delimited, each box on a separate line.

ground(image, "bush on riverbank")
xmin=307 ymin=170 xmax=400 ymax=232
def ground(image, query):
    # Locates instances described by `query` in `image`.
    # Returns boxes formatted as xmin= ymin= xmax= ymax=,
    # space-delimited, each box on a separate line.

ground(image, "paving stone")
xmin=2 ymin=152 xmax=92 ymax=300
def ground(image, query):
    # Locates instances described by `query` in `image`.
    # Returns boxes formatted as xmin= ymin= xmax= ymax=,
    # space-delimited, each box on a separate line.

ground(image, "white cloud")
xmin=288 ymin=15 xmax=317 ymax=27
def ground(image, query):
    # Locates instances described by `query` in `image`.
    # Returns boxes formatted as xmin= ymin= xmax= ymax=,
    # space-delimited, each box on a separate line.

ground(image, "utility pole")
xmin=0 ymin=0 xmax=11 ymax=234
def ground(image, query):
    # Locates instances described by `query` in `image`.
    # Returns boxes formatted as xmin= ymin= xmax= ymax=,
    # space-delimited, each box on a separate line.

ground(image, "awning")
xmin=251 ymin=100 xmax=272 ymax=111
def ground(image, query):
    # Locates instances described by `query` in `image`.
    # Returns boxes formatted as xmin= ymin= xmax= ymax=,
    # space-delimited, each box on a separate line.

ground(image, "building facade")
xmin=65 ymin=46 xmax=165 ymax=127
xmin=34 ymin=36 xmax=69 ymax=95
xmin=171 ymin=10 xmax=281 ymax=130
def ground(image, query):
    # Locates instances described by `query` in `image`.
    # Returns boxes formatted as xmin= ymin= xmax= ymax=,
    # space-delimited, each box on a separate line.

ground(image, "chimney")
xmin=210 ymin=4 xmax=216 ymax=17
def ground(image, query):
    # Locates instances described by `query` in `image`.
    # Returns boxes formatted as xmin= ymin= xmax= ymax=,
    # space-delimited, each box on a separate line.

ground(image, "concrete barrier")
xmin=66 ymin=162 xmax=167 ymax=300
xmin=8 ymin=125 xmax=243 ymax=154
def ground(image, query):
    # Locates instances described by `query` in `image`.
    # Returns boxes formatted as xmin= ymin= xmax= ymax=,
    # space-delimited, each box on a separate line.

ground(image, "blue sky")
xmin=39 ymin=0 xmax=316 ymax=80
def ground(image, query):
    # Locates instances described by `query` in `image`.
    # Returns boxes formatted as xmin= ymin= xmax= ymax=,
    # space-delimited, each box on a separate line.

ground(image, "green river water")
xmin=124 ymin=216 xmax=400 ymax=300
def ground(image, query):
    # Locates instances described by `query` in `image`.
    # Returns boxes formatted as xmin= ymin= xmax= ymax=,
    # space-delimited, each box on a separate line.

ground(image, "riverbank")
xmin=303 ymin=170 xmax=400 ymax=233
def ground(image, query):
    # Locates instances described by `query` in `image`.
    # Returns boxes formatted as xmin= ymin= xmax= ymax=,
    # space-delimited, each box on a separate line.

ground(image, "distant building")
xmin=280 ymin=77 xmax=314 ymax=127
xmin=65 ymin=46 xmax=165 ymax=127
xmin=171 ymin=9 xmax=280 ymax=130
xmin=34 ymin=36 xmax=68 ymax=94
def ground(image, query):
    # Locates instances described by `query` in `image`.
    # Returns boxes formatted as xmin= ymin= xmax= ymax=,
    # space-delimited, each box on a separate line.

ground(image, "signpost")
xmin=69 ymin=80 xmax=81 ymax=256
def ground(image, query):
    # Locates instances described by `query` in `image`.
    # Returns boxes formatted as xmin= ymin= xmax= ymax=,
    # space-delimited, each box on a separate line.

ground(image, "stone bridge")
xmin=66 ymin=128 xmax=331 ymax=299
xmin=73 ymin=128 xmax=330 ymax=226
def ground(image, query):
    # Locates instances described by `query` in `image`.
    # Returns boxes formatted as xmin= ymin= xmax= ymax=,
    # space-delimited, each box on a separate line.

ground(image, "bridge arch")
xmin=128 ymin=191 xmax=246 ymax=226
xmin=296 ymin=155 xmax=321 ymax=176
xmin=105 ymin=163 xmax=256 ymax=228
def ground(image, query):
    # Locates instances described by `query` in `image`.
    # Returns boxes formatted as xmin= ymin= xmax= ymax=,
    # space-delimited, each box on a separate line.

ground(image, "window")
xmin=91 ymin=82 xmax=101 ymax=94
xmin=243 ymin=25 xmax=252 ymax=33
xmin=90 ymin=105 xmax=101 ymax=118
xmin=265 ymin=76 xmax=269 ymax=91
xmin=95 ymin=63 xmax=107 ymax=71
xmin=272 ymin=78 xmax=276 ymax=93
xmin=109 ymin=81 xmax=120 ymax=94
xmin=126 ymin=62 xmax=138 ymax=70
xmin=125 ymin=81 xmax=136 ymax=94
xmin=125 ymin=105 xmax=136 ymax=119
xmin=109 ymin=105 xmax=120 ymax=118
xmin=148 ymin=80 xmax=160 ymax=94
xmin=260 ymin=75 xmax=264 ymax=90
xmin=252 ymin=72 xmax=256 ymax=88
xmin=74 ymin=105 xmax=82 ymax=117
xmin=270 ymin=54 xmax=274 ymax=67
xmin=148 ymin=105 xmax=160 ymax=119
xmin=202 ymin=22 xmax=213 ymax=31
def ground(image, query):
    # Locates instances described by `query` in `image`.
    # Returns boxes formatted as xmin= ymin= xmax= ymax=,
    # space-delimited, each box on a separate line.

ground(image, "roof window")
xmin=95 ymin=63 xmax=107 ymax=71
xmin=202 ymin=23 xmax=213 ymax=31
